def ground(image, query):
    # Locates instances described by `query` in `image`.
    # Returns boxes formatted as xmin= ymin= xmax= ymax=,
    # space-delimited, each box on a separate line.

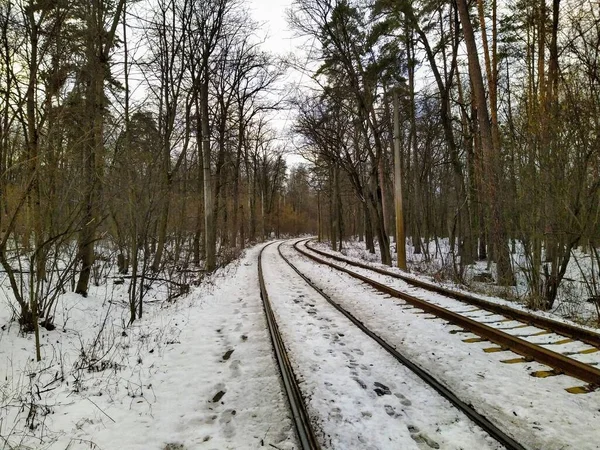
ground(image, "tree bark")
xmin=201 ymin=74 xmax=216 ymax=271
xmin=456 ymin=0 xmax=514 ymax=284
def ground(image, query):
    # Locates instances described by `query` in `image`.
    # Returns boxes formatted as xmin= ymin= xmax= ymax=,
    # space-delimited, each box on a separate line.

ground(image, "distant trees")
xmin=290 ymin=0 xmax=600 ymax=310
xmin=3 ymin=0 xmax=598 ymax=350
xmin=291 ymin=0 xmax=397 ymax=263
xmin=0 ymin=0 xmax=312 ymax=342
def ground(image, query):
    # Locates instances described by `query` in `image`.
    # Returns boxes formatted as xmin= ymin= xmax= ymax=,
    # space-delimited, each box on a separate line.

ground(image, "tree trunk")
xmin=202 ymin=75 xmax=216 ymax=271
xmin=76 ymin=0 xmax=126 ymax=295
xmin=152 ymin=196 xmax=170 ymax=271
xmin=76 ymin=52 xmax=103 ymax=296
xmin=456 ymin=0 xmax=513 ymax=284
xmin=364 ymin=202 xmax=375 ymax=254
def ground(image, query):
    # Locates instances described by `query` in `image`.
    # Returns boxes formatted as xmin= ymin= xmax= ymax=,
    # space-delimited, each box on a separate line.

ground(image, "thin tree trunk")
xmin=202 ymin=75 xmax=216 ymax=271
xmin=364 ymin=202 xmax=375 ymax=254
xmin=456 ymin=0 xmax=513 ymax=284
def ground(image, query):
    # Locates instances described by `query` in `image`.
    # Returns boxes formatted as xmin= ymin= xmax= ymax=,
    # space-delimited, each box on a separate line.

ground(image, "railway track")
xmin=296 ymin=239 xmax=600 ymax=393
xmin=258 ymin=243 xmax=321 ymax=450
xmin=258 ymin=241 xmax=526 ymax=450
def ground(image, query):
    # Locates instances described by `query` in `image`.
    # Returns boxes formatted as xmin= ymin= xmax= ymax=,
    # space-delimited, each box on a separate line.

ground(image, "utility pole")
xmin=393 ymin=87 xmax=407 ymax=270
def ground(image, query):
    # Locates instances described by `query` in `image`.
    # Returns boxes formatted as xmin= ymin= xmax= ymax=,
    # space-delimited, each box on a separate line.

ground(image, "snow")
xmin=0 ymin=245 xmax=296 ymax=450
xmin=283 ymin=240 xmax=600 ymax=450
xmin=2 ymin=238 xmax=599 ymax=450
xmin=261 ymin=242 xmax=502 ymax=450
xmin=324 ymin=238 xmax=600 ymax=324
xmin=309 ymin=240 xmax=600 ymax=338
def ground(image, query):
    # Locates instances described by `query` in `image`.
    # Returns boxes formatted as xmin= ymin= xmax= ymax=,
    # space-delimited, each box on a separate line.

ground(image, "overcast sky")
xmin=248 ymin=0 xmax=296 ymax=54
xmin=247 ymin=0 xmax=313 ymax=167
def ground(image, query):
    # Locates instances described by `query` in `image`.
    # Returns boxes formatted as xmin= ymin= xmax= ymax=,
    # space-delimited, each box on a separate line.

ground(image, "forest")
xmin=1 ymin=0 xmax=599 ymax=357
xmin=0 ymin=0 xmax=317 ymax=355
xmin=290 ymin=0 xmax=600 ymax=319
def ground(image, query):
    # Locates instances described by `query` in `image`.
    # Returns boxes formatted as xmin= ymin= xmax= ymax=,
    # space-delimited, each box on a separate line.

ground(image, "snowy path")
xmin=88 ymin=245 xmax=299 ymax=449
xmin=281 ymin=240 xmax=600 ymax=450
xmin=261 ymin=242 xmax=503 ymax=450
xmin=1 ymin=245 xmax=297 ymax=450
xmin=3 ymin=240 xmax=599 ymax=449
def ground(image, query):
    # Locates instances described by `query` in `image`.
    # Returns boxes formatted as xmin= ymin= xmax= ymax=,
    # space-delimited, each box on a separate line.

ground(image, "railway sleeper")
xmin=295 ymin=241 xmax=600 ymax=392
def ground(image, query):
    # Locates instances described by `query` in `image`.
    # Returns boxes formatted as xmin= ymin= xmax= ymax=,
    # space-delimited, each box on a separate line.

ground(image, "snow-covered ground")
xmin=0 ymin=244 xmax=296 ymax=450
xmin=282 ymin=240 xmax=600 ymax=450
xmin=315 ymin=239 xmax=600 ymax=326
xmin=3 ymin=239 xmax=599 ymax=450
xmin=262 ymin=243 xmax=503 ymax=450
xmin=304 ymin=240 xmax=600 ymax=351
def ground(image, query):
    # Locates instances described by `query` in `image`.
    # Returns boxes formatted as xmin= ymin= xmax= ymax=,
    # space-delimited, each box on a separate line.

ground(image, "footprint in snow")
xmin=164 ymin=443 xmax=186 ymax=450
xmin=328 ymin=406 xmax=343 ymax=422
xmin=220 ymin=409 xmax=237 ymax=438
xmin=220 ymin=409 xmax=236 ymax=424
xmin=222 ymin=349 xmax=234 ymax=361
xmin=384 ymin=404 xmax=397 ymax=417
xmin=394 ymin=392 xmax=412 ymax=406
xmin=410 ymin=430 xmax=440 ymax=449
xmin=374 ymin=382 xmax=391 ymax=396
xmin=211 ymin=383 xmax=226 ymax=403
xmin=352 ymin=377 xmax=367 ymax=389
xmin=202 ymin=414 xmax=218 ymax=424
xmin=230 ymin=360 xmax=241 ymax=377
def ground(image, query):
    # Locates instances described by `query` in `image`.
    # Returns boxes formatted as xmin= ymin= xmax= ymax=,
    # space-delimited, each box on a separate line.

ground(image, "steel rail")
xmin=304 ymin=240 xmax=600 ymax=349
xmin=258 ymin=243 xmax=321 ymax=450
xmin=294 ymin=241 xmax=600 ymax=387
xmin=277 ymin=242 xmax=526 ymax=450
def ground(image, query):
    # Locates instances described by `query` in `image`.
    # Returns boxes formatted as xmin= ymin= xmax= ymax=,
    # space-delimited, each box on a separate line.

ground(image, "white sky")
xmin=247 ymin=0 xmax=313 ymax=167
xmin=247 ymin=0 xmax=297 ymax=54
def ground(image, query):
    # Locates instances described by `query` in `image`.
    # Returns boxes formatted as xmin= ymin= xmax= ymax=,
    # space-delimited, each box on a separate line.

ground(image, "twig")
xmin=86 ymin=397 xmax=116 ymax=423
xmin=110 ymin=274 xmax=188 ymax=288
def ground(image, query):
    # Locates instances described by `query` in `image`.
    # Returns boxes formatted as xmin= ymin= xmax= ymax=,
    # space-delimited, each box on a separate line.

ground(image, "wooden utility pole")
xmin=393 ymin=88 xmax=407 ymax=270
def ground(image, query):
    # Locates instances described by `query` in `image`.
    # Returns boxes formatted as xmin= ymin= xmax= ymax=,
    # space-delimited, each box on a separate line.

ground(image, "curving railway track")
xmin=258 ymin=241 xmax=528 ymax=450
xmin=258 ymin=243 xmax=321 ymax=450
xmin=297 ymin=239 xmax=600 ymax=393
